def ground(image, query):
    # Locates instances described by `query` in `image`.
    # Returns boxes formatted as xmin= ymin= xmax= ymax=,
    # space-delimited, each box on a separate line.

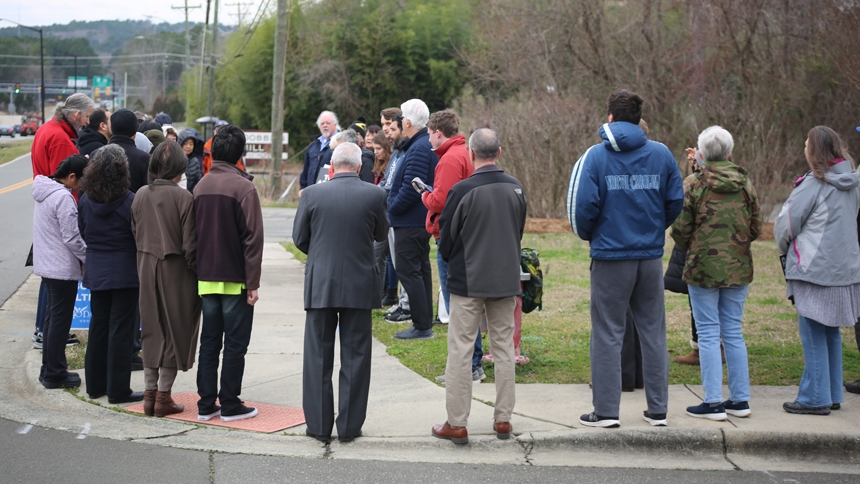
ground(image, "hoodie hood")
xmin=599 ymin=122 xmax=647 ymax=153
xmin=699 ymin=161 xmax=748 ymax=194
xmin=77 ymin=125 xmax=107 ymax=147
xmin=32 ymin=175 xmax=68 ymax=203
xmin=826 ymin=159 xmax=860 ymax=191
xmin=85 ymin=191 xmax=132 ymax=218
xmin=178 ymin=128 xmax=205 ymax=158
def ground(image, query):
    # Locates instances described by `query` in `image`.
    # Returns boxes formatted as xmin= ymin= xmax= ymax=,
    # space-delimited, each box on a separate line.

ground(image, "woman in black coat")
xmin=78 ymin=144 xmax=143 ymax=403
xmin=178 ymin=128 xmax=204 ymax=193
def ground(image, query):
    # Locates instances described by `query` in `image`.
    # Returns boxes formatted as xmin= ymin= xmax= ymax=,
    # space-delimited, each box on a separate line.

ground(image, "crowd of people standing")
xmin=24 ymin=86 xmax=860 ymax=446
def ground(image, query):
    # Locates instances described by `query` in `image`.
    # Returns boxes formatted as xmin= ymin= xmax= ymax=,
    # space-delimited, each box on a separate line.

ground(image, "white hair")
xmin=56 ymin=93 xmax=94 ymax=118
xmin=697 ymin=126 xmax=734 ymax=162
xmin=331 ymin=142 xmax=362 ymax=171
xmin=331 ymin=129 xmax=359 ymax=146
xmin=316 ymin=110 xmax=339 ymax=127
xmin=400 ymin=99 xmax=429 ymax=129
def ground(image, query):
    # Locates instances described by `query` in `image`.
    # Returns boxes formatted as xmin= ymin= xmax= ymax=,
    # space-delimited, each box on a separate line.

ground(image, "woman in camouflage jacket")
xmin=671 ymin=126 xmax=761 ymax=421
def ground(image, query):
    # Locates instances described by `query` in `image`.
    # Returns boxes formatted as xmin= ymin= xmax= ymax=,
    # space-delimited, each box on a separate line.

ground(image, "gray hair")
xmin=468 ymin=128 xmax=501 ymax=160
xmin=400 ymin=99 xmax=429 ymax=129
xmin=697 ymin=126 xmax=734 ymax=162
xmin=331 ymin=129 xmax=359 ymax=149
xmin=316 ymin=110 xmax=339 ymax=127
xmin=331 ymin=142 xmax=362 ymax=171
xmin=56 ymin=93 xmax=94 ymax=118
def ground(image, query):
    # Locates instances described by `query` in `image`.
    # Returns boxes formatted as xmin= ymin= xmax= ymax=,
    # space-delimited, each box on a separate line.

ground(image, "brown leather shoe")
xmin=493 ymin=421 xmax=512 ymax=440
xmin=674 ymin=349 xmax=699 ymax=365
xmin=432 ymin=422 xmax=468 ymax=445
xmin=154 ymin=391 xmax=184 ymax=417
xmin=143 ymin=389 xmax=157 ymax=417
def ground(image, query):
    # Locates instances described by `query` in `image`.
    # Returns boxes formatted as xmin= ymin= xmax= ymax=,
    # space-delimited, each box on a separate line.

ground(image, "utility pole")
xmin=172 ymin=1 xmax=201 ymax=70
xmin=200 ymin=0 xmax=211 ymax=94
xmin=225 ymin=2 xmax=253 ymax=26
xmin=73 ymin=55 xmax=78 ymax=93
xmin=206 ymin=0 xmax=219 ymax=118
xmin=270 ymin=0 xmax=290 ymax=194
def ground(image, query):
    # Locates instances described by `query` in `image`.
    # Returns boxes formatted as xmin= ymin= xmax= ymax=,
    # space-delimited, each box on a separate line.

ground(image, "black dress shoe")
xmin=338 ymin=430 xmax=362 ymax=443
xmin=109 ymin=391 xmax=145 ymax=404
xmin=42 ymin=373 xmax=81 ymax=389
xmin=88 ymin=392 xmax=106 ymax=399
xmin=306 ymin=430 xmax=332 ymax=443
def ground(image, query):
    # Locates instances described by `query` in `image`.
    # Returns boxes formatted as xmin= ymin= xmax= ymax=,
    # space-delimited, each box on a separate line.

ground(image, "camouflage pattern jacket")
xmin=670 ymin=161 xmax=761 ymax=288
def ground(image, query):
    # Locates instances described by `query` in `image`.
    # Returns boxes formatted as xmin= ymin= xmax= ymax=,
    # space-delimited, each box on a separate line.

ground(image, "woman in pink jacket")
xmin=32 ymin=154 xmax=88 ymax=389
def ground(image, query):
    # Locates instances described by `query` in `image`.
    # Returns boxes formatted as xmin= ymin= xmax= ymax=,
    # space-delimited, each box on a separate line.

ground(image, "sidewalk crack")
xmin=720 ymin=428 xmax=741 ymax=470
xmin=134 ymin=427 xmax=198 ymax=441
xmin=518 ymin=433 xmax=534 ymax=466
xmin=209 ymin=451 xmax=215 ymax=484
xmin=322 ymin=442 xmax=333 ymax=459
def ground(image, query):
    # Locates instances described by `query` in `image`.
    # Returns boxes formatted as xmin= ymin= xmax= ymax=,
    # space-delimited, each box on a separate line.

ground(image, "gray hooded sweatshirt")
xmin=32 ymin=175 xmax=87 ymax=281
xmin=774 ymin=161 xmax=860 ymax=287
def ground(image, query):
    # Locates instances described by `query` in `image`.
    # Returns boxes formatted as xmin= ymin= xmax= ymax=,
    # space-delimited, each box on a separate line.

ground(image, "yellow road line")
xmin=0 ymin=178 xmax=33 ymax=195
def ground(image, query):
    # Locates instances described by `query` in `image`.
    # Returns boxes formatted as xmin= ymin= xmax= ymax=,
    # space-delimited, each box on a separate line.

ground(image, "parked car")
xmin=0 ymin=125 xmax=15 ymax=137
xmin=13 ymin=124 xmax=21 ymax=134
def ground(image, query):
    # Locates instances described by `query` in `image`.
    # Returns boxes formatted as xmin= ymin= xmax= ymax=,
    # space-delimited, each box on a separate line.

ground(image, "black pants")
xmin=373 ymin=238 xmax=389 ymax=296
xmin=40 ymin=278 xmax=78 ymax=382
xmin=197 ymin=292 xmax=254 ymax=414
xmin=86 ymin=288 xmax=138 ymax=399
xmin=303 ymin=308 xmax=372 ymax=439
xmin=688 ymin=293 xmax=699 ymax=343
xmin=393 ymin=226 xmax=433 ymax=330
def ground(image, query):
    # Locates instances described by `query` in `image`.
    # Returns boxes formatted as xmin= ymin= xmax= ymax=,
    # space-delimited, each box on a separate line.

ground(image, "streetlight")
xmin=0 ymin=18 xmax=44 ymax=127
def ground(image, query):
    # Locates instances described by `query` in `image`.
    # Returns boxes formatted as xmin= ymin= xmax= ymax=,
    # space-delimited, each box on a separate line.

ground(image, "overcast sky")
xmin=0 ymin=1 xmax=260 ymax=28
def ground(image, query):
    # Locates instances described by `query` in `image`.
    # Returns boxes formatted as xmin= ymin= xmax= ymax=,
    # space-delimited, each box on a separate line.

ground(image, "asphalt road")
xmin=0 ymin=153 xmax=35 ymax=306
xmin=2 ymin=417 xmax=857 ymax=484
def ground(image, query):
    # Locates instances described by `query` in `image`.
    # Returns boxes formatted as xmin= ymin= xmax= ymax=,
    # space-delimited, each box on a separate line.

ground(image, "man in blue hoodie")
xmin=388 ymin=99 xmax=438 ymax=340
xmin=566 ymin=90 xmax=684 ymax=428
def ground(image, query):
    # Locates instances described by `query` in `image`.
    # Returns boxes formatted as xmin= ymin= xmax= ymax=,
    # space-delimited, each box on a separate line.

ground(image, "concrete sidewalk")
xmin=1 ymin=242 xmax=859 ymax=473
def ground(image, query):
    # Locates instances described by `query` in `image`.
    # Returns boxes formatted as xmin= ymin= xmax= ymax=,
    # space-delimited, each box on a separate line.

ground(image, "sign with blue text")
xmin=71 ymin=281 xmax=91 ymax=330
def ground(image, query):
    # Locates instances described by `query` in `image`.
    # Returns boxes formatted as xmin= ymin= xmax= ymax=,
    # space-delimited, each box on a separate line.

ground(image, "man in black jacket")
xmin=432 ymin=128 xmax=527 ymax=445
xmin=108 ymin=109 xmax=150 ymax=193
xmin=77 ymin=108 xmax=111 ymax=157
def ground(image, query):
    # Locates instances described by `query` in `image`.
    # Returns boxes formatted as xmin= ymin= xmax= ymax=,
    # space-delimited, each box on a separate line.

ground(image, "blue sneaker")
xmin=686 ymin=402 xmax=727 ymax=421
xmin=722 ymin=400 xmax=751 ymax=417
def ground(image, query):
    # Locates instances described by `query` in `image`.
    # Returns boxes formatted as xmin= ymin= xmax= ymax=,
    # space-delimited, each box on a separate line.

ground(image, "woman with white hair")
xmin=671 ymin=126 xmax=761 ymax=420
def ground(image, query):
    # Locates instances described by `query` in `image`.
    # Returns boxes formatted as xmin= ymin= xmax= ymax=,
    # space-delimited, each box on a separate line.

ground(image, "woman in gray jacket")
xmin=32 ymin=155 xmax=88 ymax=389
xmin=774 ymin=126 xmax=860 ymax=415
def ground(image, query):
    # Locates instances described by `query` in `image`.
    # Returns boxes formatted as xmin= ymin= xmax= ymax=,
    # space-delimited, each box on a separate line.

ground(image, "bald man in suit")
xmin=293 ymin=142 xmax=389 ymax=443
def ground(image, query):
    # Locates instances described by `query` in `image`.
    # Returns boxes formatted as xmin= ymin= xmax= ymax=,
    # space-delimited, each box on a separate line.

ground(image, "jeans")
xmin=796 ymin=315 xmax=843 ymax=408
xmin=35 ymin=278 xmax=48 ymax=333
xmin=197 ymin=292 xmax=254 ymax=414
xmin=688 ymin=285 xmax=751 ymax=404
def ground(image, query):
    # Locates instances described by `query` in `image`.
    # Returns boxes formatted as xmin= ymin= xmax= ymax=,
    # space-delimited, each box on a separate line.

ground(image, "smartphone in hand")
xmin=411 ymin=177 xmax=433 ymax=194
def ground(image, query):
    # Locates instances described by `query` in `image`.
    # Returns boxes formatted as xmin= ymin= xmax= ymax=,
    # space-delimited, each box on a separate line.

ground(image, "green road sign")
xmin=93 ymin=76 xmax=112 ymax=88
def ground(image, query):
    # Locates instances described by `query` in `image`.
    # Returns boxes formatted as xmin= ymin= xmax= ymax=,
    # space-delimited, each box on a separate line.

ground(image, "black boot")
xmin=381 ymin=288 xmax=399 ymax=306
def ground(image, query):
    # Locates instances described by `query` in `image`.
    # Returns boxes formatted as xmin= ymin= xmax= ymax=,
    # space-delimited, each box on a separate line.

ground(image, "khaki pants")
xmin=445 ymin=294 xmax=516 ymax=427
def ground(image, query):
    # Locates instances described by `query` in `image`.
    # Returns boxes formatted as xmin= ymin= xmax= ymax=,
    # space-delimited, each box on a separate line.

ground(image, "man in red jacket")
xmin=30 ymin=92 xmax=94 ymax=350
xmin=421 ymin=110 xmax=484 ymax=381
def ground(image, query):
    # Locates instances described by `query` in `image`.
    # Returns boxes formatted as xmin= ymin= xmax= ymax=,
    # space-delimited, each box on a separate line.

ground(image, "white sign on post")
xmin=67 ymin=77 xmax=87 ymax=88
xmin=243 ymin=131 xmax=290 ymax=161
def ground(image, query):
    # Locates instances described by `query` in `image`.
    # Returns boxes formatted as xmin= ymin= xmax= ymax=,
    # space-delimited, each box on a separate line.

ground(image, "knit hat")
xmin=145 ymin=129 xmax=165 ymax=150
xmin=111 ymin=109 xmax=139 ymax=137
xmin=349 ymin=116 xmax=367 ymax=138
xmin=154 ymin=113 xmax=173 ymax=126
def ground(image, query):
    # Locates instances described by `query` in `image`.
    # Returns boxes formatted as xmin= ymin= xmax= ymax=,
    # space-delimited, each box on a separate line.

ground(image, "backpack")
xmin=519 ymin=247 xmax=543 ymax=313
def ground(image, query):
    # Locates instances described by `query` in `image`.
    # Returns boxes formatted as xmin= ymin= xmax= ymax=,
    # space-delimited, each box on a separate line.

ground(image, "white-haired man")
xmin=387 ymin=99 xmax=438 ymax=340
xmin=293 ymin=143 xmax=389 ymax=443
xmin=300 ymin=110 xmax=339 ymax=195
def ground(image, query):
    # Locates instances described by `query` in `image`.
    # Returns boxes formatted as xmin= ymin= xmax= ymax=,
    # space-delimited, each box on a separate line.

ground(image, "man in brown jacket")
xmin=194 ymin=125 xmax=264 ymax=422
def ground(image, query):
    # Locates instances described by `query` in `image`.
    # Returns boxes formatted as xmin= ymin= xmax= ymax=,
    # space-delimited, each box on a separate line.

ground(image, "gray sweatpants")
xmin=590 ymin=258 xmax=669 ymax=417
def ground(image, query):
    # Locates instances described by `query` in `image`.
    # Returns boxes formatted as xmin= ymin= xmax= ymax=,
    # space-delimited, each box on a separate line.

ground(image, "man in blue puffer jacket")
xmin=388 ymin=99 xmax=438 ymax=340
xmin=566 ymin=90 xmax=683 ymax=428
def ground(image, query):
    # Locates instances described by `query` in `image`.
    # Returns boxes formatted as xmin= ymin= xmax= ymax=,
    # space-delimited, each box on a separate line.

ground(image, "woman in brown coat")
xmin=131 ymin=140 xmax=202 ymax=417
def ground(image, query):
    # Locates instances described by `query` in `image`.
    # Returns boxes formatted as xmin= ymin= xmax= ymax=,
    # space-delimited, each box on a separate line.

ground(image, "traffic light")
xmin=94 ymin=87 xmax=100 ymax=99
xmin=106 ymin=86 xmax=111 ymax=96
xmin=14 ymin=83 xmax=20 ymax=93
xmin=57 ymin=95 xmax=63 ymax=100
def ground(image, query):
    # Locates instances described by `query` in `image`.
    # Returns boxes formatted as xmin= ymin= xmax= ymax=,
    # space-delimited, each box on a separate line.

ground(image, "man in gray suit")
xmin=292 ymin=142 xmax=390 ymax=443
